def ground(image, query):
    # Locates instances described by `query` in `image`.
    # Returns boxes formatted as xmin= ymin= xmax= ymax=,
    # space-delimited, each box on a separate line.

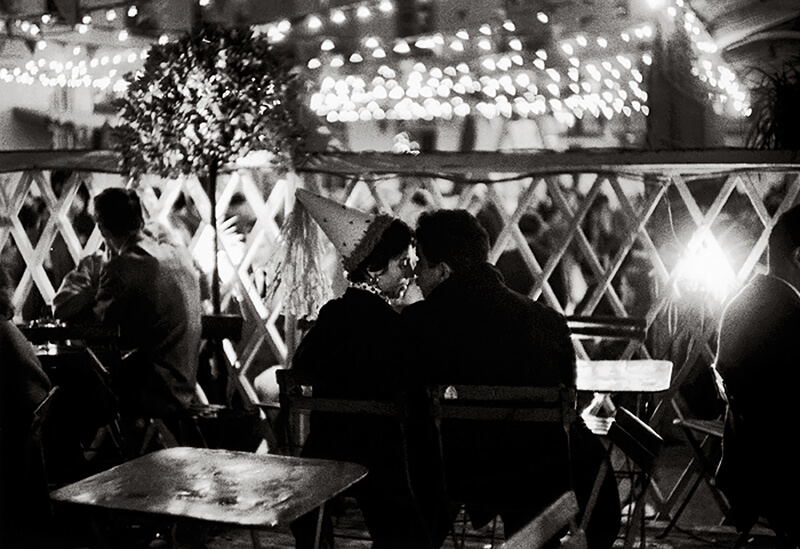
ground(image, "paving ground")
xmin=42 ymin=442 xmax=792 ymax=549
xmin=207 ymin=442 xmax=793 ymax=549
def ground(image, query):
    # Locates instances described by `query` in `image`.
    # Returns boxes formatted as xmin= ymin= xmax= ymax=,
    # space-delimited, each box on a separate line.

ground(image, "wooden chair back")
xmin=502 ymin=491 xmax=587 ymax=549
xmin=275 ymin=368 xmax=410 ymax=454
xmin=431 ymin=383 xmax=577 ymax=431
xmin=276 ymin=368 xmax=406 ymax=417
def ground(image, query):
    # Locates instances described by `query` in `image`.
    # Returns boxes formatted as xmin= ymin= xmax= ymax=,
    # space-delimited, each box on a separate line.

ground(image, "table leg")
xmin=250 ymin=528 xmax=262 ymax=549
xmin=313 ymin=501 xmax=326 ymax=549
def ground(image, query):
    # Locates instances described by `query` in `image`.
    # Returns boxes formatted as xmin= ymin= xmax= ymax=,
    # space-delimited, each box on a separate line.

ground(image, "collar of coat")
xmin=429 ymin=262 xmax=506 ymax=299
xmin=349 ymin=280 xmax=392 ymax=305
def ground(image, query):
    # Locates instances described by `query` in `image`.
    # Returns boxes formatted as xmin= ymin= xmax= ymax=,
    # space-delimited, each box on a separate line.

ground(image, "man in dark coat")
xmin=402 ymin=209 xmax=619 ymax=548
xmin=715 ymin=204 xmax=800 ymax=545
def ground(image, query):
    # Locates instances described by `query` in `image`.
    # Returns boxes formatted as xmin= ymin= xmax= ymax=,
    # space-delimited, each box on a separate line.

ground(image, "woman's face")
xmin=375 ymin=246 xmax=414 ymax=299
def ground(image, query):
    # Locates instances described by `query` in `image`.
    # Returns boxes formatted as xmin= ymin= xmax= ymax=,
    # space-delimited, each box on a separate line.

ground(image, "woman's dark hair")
xmin=93 ymin=188 xmax=144 ymax=237
xmin=0 ymin=262 xmax=14 ymax=320
xmin=348 ymin=218 xmax=413 ymax=283
xmin=415 ymin=209 xmax=490 ymax=273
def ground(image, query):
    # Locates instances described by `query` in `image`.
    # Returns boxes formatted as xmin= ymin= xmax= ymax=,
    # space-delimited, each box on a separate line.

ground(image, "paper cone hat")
xmin=295 ymin=188 xmax=394 ymax=273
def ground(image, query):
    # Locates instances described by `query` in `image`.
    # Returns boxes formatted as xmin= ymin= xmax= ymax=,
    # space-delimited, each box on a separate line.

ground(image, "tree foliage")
xmin=114 ymin=24 xmax=304 ymax=180
xmin=746 ymin=57 xmax=800 ymax=151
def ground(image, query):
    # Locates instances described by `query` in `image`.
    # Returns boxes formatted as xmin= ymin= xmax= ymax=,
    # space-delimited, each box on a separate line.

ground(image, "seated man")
xmin=403 ymin=209 xmax=619 ymax=548
xmin=54 ymin=188 xmax=203 ymax=439
xmin=715 ymin=204 xmax=800 ymax=544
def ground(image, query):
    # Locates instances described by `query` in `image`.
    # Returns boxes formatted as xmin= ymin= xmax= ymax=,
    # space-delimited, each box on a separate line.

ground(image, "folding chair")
xmin=274 ymin=368 xmax=410 ymax=548
xmin=430 ymin=383 xmax=577 ymax=549
xmin=275 ymin=368 xmax=407 ymax=453
xmin=660 ymin=393 xmax=730 ymax=537
xmin=502 ymin=491 xmax=587 ymax=549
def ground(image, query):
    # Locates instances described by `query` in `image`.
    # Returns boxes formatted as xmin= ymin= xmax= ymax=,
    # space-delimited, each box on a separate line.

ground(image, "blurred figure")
xmin=53 ymin=188 xmax=203 ymax=447
xmin=287 ymin=189 xmax=431 ymax=549
xmin=0 ymin=259 xmax=53 ymax=547
xmin=715 ymin=203 xmax=800 ymax=545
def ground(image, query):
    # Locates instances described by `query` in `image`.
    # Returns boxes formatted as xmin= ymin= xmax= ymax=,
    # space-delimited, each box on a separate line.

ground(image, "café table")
xmin=576 ymin=359 xmax=673 ymax=435
xmin=50 ymin=446 xmax=368 ymax=549
xmin=575 ymin=359 xmax=673 ymax=549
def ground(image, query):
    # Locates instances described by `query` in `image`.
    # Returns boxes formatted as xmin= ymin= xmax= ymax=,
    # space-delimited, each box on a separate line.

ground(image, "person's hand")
xmin=53 ymin=252 xmax=106 ymax=321
xmin=76 ymin=252 xmax=106 ymax=287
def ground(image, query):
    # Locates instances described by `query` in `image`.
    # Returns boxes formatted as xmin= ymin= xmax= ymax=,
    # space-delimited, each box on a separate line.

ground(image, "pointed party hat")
xmin=295 ymin=188 xmax=394 ymax=273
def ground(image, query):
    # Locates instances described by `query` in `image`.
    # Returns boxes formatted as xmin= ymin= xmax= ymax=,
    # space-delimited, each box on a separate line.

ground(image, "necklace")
xmin=351 ymin=281 xmax=391 ymax=304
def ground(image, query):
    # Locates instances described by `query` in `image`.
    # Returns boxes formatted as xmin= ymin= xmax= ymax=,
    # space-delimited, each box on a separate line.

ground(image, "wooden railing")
xmin=3 ymin=149 xmax=800 ymax=428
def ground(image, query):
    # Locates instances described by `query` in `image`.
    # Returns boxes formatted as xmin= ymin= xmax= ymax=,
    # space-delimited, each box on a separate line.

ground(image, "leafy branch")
xmin=114 ymin=23 xmax=305 ymax=180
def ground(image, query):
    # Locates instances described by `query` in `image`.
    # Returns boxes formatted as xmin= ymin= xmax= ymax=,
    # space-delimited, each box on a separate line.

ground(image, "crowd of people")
xmin=4 ymin=180 xmax=800 ymax=548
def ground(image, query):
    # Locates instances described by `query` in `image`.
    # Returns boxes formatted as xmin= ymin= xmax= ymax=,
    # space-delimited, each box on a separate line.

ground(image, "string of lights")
xmin=0 ymin=0 xmax=749 ymax=123
xmin=255 ymin=0 xmax=748 ymax=122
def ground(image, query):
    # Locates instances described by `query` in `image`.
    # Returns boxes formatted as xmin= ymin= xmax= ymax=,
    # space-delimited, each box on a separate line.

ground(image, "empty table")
xmin=50 ymin=447 xmax=368 ymax=548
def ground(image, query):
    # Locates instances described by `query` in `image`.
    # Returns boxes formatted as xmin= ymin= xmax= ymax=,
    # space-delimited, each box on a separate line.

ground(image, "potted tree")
xmin=114 ymin=23 xmax=304 ymax=315
xmin=114 ymin=24 xmax=308 ymax=409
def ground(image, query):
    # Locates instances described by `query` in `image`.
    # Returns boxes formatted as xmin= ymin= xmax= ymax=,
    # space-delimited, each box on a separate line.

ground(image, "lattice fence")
xmin=2 ymin=151 xmax=799 ymax=428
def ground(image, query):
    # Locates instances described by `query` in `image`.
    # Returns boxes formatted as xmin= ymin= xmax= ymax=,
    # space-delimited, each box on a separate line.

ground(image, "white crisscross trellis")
xmin=2 ymin=150 xmax=800 ymax=429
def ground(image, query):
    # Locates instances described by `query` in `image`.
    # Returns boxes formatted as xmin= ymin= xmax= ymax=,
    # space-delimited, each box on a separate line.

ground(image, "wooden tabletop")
xmin=50 ymin=447 xmax=368 ymax=528
xmin=576 ymin=359 xmax=673 ymax=393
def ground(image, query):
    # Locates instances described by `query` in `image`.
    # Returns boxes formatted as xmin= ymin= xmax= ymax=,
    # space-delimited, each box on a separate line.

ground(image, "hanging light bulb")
xmin=331 ymin=9 xmax=346 ymax=24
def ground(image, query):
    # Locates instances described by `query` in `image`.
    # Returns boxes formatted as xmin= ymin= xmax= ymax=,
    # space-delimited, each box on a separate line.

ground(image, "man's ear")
xmin=792 ymin=247 xmax=800 ymax=270
xmin=438 ymin=262 xmax=453 ymax=282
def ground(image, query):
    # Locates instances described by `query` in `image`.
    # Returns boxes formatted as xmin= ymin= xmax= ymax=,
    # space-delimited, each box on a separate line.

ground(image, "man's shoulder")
xmin=495 ymin=284 xmax=564 ymax=319
xmin=725 ymin=275 xmax=795 ymax=316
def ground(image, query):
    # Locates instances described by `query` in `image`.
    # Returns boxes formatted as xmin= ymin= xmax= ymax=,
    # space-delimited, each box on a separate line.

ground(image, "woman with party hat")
xmin=287 ymin=189 xmax=433 ymax=548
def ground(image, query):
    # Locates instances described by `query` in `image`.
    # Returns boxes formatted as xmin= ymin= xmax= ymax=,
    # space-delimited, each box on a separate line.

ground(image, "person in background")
xmin=287 ymin=189 xmax=431 ymax=549
xmin=714 ymin=203 xmax=800 ymax=545
xmin=53 ymin=188 xmax=203 ymax=449
xmin=0 ymin=259 xmax=53 ymax=547
xmin=402 ymin=209 xmax=619 ymax=548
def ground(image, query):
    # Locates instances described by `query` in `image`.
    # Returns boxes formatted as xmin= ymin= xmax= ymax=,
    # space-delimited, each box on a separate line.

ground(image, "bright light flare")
xmin=674 ymin=228 xmax=737 ymax=303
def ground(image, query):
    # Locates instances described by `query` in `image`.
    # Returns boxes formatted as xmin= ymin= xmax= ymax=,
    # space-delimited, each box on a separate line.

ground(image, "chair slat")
xmin=288 ymin=396 xmax=399 ymax=416
xmin=438 ymin=405 xmax=564 ymax=422
xmin=439 ymin=385 xmax=563 ymax=402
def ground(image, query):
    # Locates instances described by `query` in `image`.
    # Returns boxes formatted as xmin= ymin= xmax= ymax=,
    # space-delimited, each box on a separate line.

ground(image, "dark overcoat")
xmin=715 ymin=274 xmax=800 ymax=541
xmin=292 ymin=287 xmax=431 ymax=548
xmin=401 ymin=264 xmax=576 ymax=512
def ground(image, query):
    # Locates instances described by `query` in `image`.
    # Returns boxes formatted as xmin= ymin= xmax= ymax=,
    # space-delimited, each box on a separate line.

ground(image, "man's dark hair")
xmin=769 ymin=203 xmax=800 ymax=274
xmin=94 ymin=188 xmax=144 ymax=237
xmin=349 ymin=218 xmax=413 ymax=283
xmin=415 ymin=209 xmax=490 ymax=273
